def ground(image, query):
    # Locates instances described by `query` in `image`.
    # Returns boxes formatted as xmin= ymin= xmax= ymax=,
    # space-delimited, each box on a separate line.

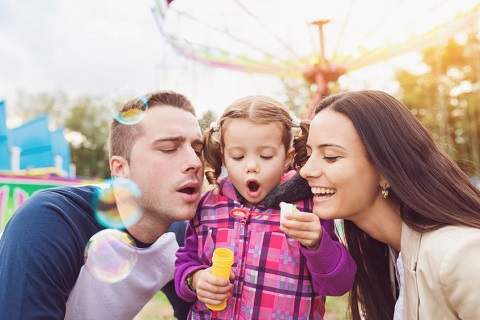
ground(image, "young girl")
xmin=175 ymin=96 xmax=356 ymax=319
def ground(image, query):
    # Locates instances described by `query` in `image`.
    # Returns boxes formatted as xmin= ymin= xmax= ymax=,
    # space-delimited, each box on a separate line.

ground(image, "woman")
xmin=296 ymin=90 xmax=480 ymax=319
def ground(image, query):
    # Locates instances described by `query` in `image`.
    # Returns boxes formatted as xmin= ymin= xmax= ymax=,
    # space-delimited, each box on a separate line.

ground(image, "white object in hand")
xmin=280 ymin=202 xmax=293 ymax=222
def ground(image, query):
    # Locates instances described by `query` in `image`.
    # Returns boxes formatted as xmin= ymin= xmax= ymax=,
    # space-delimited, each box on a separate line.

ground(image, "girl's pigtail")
xmin=203 ymin=127 xmax=223 ymax=185
xmin=292 ymin=120 xmax=310 ymax=171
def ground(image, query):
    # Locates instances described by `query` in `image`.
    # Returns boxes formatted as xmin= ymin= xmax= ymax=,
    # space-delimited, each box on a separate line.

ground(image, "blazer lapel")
xmin=401 ymin=224 xmax=422 ymax=320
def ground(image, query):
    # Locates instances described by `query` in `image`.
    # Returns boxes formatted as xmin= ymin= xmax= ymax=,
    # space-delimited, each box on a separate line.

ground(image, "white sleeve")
xmin=65 ymin=232 xmax=178 ymax=320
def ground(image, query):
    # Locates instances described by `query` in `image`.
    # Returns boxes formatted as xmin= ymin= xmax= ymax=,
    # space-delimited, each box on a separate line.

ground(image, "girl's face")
xmin=223 ymin=119 xmax=293 ymax=206
xmin=300 ymin=109 xmax=383 ymax=222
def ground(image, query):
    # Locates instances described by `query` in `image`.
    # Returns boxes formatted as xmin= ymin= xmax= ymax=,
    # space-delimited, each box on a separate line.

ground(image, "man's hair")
xmin=109 ymin=90 xmax=195 ymax=161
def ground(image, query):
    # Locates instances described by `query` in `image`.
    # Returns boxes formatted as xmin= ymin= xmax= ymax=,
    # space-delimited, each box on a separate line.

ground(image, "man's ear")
xmin=110 ymin=156 xmax=129 ymax=178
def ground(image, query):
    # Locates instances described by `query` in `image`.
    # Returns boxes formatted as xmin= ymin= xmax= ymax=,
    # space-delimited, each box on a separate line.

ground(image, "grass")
xmin=133 ymin=291 xmax=175 ymax=320
xmin=135 ymin=291 xmax=350 ymax=320
xmin=325 ymin=294 xmax=349 ymax=320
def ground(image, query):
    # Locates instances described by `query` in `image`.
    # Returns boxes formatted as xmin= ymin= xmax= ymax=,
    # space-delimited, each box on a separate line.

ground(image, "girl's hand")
xmin=280 ymin=210 xmax=322 ymax=251
xmin=192 ymin=268 xmax=233 ymax=306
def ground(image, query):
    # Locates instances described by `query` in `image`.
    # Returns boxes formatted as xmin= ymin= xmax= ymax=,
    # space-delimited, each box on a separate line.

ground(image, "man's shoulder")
xmin=27 ymin=184 xmax=98 ymax=210
xmin=10 ymin=184 xmax=100 ymax=232
xmin=35 ymin=184 xmax=97 ymax=199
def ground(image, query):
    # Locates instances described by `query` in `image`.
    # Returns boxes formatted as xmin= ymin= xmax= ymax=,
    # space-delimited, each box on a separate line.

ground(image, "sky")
xmin=1 ymin=0 xmax=478 ymax=123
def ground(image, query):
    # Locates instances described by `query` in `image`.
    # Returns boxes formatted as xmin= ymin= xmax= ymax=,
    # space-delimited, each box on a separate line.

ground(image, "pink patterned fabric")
xmin=175 ymin=172 xmax=356 ymax=319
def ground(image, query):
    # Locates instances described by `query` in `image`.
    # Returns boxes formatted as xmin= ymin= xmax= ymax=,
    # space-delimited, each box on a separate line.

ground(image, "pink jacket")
xmin=175 ymin=172 xmax=356 ymax=319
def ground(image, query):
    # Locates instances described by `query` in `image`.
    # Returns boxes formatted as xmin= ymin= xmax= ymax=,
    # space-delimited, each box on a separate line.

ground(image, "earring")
xmin=382 ymin=184 xmax=389 ymax=199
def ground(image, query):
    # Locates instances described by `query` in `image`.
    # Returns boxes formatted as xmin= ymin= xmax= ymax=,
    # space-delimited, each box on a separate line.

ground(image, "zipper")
xmin=231 ymin=206 xmax=253 ymax=318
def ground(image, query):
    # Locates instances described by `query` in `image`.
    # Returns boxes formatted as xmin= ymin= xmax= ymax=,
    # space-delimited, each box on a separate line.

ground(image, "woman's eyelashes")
xmin=305 ymin=151 xmax=340 ymax=163
xmin=323 ymin=156 xmax=340 ymax=163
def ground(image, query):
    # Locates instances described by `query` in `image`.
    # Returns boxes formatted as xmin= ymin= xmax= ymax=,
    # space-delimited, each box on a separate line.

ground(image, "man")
xmin=0 ymin=91 xmax=203 ymax=319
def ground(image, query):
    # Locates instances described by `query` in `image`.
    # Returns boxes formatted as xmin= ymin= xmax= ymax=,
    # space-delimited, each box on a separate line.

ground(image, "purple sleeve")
xmin=300 ymin=219 xmax=357 ymax=296
xmin=174 ymin=218 xmax=208 ymax=302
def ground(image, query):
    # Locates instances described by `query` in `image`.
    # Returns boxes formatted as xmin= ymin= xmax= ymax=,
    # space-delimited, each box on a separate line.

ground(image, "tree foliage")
xmin=396 ymin=32 xmax=480 ymax=176
xmin=281 ymin=78 xmax=312 ymax=118
xmin=198 ymin=110 xmax=218 ymax=133
xmin=64 ymin=96 xmax=111 ymax=178
xmin=15 ymin=90 xmax=69 ymax=126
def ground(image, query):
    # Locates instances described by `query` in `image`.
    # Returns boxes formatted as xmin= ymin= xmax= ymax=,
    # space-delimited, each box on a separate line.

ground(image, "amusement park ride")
xmin=151 ymin=0 xmax=480 ymax=118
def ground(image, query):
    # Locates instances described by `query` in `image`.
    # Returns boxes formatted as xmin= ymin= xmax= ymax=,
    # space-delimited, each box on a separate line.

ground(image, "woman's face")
xmin=300 ymin=108 xmax=383 ymax=222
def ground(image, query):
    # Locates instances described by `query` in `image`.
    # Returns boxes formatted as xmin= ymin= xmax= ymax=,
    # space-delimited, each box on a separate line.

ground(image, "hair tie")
xmin=209 ymin=122 xmax=220 ymax=132
xmin=291 ymin=115 xmax=301 ymax=128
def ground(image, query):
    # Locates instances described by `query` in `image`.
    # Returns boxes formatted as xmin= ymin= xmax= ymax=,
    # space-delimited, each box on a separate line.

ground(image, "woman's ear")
xmin=379 ymin=175 xmax=390 ymax=189
xmin=110 ymin=156 xmax=129 ymax=178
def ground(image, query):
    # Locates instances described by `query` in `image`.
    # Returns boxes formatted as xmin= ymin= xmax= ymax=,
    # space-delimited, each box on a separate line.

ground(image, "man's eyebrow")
xmin=154 ymin=136 xmax=185 ymax=143
xmin=153 ymin=137 xmax=204 ymax=145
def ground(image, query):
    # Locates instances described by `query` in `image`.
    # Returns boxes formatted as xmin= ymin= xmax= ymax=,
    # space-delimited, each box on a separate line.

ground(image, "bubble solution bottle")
xmin=206 ymin=248 xmax=234 ymax=311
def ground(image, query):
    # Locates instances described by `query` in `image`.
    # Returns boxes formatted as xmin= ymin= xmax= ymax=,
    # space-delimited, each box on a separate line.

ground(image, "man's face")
xmin=123 ymin=106 xmax=204 ymax=224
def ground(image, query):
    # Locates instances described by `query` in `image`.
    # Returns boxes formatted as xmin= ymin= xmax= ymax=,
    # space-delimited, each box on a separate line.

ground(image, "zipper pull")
xmin=230 ymin=208 xmax=248 ymax=224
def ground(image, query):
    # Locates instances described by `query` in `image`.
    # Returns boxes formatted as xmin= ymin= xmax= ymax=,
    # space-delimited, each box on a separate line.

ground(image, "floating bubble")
xmin=110 ymin=87 xmax=148 ymax=125
xmin=92 ymin=178 xmax=142 ymax=229
xmin=84 ymin=229 xmax=138 ymax=283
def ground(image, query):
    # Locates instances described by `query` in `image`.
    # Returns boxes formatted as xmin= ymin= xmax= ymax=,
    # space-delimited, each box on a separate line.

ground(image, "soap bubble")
xmin=110 ymin=87 xmax=148 ymax=125
xmin=92 ymin=178 xmax=142 ymax=230
xmin=84 ymin=229 xmax=138 ymax=283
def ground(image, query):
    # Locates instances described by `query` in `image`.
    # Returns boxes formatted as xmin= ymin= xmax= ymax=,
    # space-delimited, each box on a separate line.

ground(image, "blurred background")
xmin=1 ymin=0 xmax=479 ymax=318
xmin=1 ymin=0 xmax=479 ymax=180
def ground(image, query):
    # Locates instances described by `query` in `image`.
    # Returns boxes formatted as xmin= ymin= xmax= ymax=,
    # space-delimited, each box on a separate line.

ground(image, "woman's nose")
xmin=300 ymin=156 xmax=315 ymax=179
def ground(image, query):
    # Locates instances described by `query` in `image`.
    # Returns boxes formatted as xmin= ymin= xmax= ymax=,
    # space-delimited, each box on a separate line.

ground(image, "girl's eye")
xmin=232 ymin=156 xmax=244 ymax=161
xmin=260 ymin=156 xmax=273 ymax=160
xmin=323 ymin=156 xmax=340 ymax=163
xmin=161 ymin=148 xmax=176 ymax=153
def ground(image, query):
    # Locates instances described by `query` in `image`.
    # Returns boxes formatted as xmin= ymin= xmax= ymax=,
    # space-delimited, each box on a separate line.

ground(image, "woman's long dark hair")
xmin=297 ymin=90 xmax=480 ymax=320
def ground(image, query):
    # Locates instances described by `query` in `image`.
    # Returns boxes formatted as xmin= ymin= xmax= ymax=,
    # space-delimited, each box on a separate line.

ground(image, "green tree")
xmin=396 ymin=32 xmax=480 ymax=176
xmin=198 ymin=110 xmax=218 ymax=133
xmin=14 ymin=90 xmax=69 ymax=126
xmin=281 ymin=78 xmax=311 ymax=118
xmin=64 ymin=96 xmax=111 ymax=178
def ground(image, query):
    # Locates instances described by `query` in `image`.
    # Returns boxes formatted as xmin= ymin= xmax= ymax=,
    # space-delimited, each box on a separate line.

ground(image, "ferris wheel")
xmin=151 ymin=0 xmax=480 ymax=117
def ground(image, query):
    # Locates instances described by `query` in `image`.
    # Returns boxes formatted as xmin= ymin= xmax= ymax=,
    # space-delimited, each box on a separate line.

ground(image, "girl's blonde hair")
xmin=203 ymin=95 xmax=308 ymax=185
